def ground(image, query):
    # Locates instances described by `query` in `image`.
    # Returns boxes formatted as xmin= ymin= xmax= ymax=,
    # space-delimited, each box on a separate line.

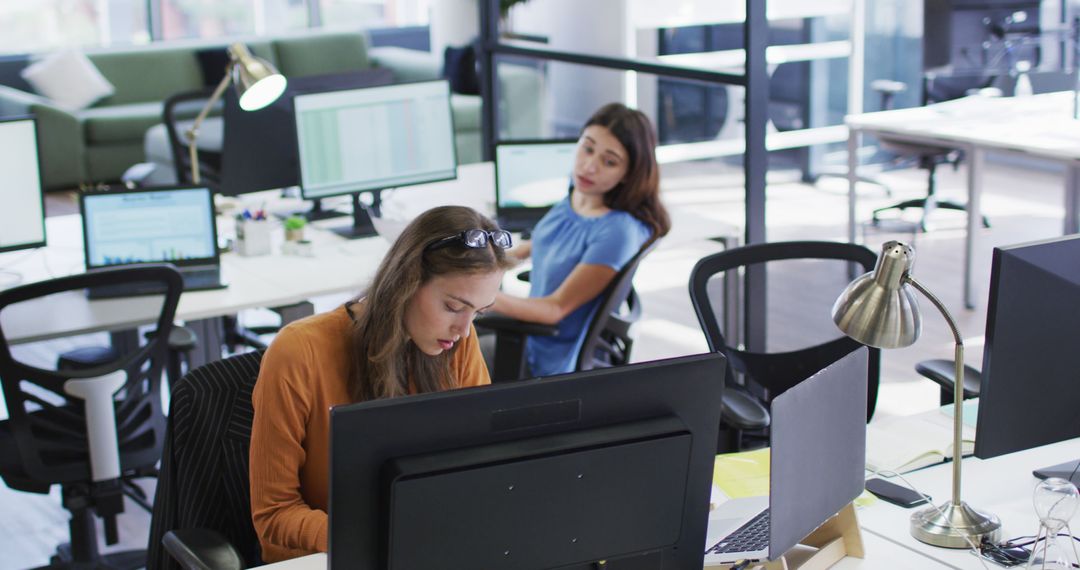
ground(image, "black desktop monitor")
xmin=0 ymin=116 xmax=46 ymax=254
xmin=329 ymin=353 xmax=726 ymax=570
xmin=494 ymin=139 xmax=576 ymax=232
xmin=293 ymin=79 xmax=457 ymax=239
xmin=975 ymin=235 xmax=1080 ymax=466
xmin=219 ymin=68 xmax=394 ymax=204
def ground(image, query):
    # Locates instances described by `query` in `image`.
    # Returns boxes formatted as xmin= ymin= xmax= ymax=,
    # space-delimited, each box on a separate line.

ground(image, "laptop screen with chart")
xmin=80 ymin=187 xmax=224 ymax=297
xmin=495 ymin=139 xmax=576 ymax=232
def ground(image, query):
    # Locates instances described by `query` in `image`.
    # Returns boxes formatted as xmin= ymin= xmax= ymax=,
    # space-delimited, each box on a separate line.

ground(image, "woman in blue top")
xmin=491 ymin=103 xmax=671 ymax=376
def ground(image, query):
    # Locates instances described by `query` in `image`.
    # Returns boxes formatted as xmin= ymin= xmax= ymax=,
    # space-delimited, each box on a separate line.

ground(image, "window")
xmin=0 ymin=0 xmax=149 ymax=55
xmin=0 ymin=0 xmax=430 ymax=56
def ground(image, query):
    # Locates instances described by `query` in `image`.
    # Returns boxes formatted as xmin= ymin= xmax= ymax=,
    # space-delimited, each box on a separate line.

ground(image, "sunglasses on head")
xmin=425 ymin=229 xmax=513 ymax=253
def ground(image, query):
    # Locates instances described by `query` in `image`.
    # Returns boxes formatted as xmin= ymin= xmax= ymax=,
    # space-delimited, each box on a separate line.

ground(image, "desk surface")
xmin=846 ymin=91 xmax=1080 ymax=162
xmin=0 ymin=163 xmax=497 ymax=345
xmin=859 ymin=437 xmax=1080 ymax=569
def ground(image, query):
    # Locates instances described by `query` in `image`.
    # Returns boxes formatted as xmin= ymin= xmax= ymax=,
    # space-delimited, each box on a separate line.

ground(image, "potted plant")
xmin=284 ymin=215 xmax=306 ymax=242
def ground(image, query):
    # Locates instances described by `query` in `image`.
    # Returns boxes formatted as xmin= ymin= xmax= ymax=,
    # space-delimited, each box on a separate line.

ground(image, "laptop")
xmin=703 ymin=347 xmax=868 ymax=565
xmin=494 ymin=139 xmax=576 ymax=233
xmin=80 ymin=186 xmax=227 ymax=299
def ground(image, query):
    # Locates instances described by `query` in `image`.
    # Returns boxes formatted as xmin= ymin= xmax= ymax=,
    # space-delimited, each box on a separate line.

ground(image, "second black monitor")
xmin=975 ymin=234 xmax=1080 ymax=460
xmin=494 ymin=139 xmax=577 ymax=232
xmin=293 ymin=79 xmax=457 ymax=238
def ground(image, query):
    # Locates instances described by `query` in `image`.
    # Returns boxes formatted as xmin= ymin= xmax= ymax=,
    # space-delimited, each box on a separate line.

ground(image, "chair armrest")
xmin=915 ymin=359 xmax=982 ymax=399
xmin=368 ymin=46 xmax=441 ymax=82
xmin=163 ymin=528 xmax=244 ymax=570
xmin=475 ymin=313 xmax=558 ymax=337
xmin=721 ymin=389 xmax=771 ymax=431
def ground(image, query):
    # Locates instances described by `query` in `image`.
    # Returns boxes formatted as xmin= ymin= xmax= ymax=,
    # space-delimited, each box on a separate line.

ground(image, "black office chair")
xmin=871 ymin=74 xmax=996 ymax=232
xmin=163 ymin=88 xmax=224 ymax=185
xmin=0 ymin=265 xmax=182 ymax=569
xmin=147 ymin=350 xmax=264 ymax=570
xmin=688 ymin=241 xmax=881 ymax=452
xmin=476 ymin=239 xmax=658 ymax=382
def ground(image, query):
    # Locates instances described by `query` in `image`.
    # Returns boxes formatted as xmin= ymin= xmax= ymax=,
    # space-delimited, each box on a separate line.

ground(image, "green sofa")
xmin=0 ymin=30 xmax=544 ymax=191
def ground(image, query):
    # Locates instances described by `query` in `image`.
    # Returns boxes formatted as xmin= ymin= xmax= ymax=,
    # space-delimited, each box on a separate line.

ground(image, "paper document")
xmin=865 ymin=408 xmax=976 ymax=475
xmin=712 ymin=448 xmax=770 ymax=500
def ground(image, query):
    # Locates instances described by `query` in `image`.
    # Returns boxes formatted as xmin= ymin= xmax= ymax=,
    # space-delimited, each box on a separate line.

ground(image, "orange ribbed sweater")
xmin=249 ymin=305 xmax=490 ymax=563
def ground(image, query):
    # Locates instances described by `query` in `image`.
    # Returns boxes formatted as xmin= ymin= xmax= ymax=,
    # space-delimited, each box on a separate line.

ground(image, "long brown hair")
xmin=347 ymin=206 xmax=514 ymax=402
xmin=583 ymin=102 xmax=671 ymax=240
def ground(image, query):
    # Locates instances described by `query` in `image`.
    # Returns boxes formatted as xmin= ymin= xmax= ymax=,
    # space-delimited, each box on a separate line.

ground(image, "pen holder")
xmin=237 ymin=219 xmax=273 ymax=256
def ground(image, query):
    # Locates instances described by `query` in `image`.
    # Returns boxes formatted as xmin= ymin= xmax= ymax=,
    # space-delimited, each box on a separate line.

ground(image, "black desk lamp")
xmin=187 ymin=44 xmax=287 ymax=184
xmin=832 ymin=241 xmax=1001 ymax=548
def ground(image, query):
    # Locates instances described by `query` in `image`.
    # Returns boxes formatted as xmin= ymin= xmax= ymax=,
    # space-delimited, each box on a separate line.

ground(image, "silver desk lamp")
xmin=186 ymin=43 xmax=287 ymax=184
xmin=832 ymin=241 xmax=1001 ymax=548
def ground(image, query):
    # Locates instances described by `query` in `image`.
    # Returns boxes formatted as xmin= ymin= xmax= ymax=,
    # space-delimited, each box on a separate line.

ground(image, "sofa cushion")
xmin=90 ymin=47 xmax=203 ymax=106
xmin=450 ymin=94 xmax=481 ymax=132
xmin=194 ymin=41 xmax=278 ymax=87
xmin=80 ymin=101 xmax=164 ymax=144
xmin=21 ymin=50 xmax=115 ymax=110
xmin=273 ymin=33 xmax=370 ymax=77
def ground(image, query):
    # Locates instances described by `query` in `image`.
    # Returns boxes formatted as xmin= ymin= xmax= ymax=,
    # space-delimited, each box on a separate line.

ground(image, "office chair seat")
xmin=57 ymin=346 xmax=121 ymax=371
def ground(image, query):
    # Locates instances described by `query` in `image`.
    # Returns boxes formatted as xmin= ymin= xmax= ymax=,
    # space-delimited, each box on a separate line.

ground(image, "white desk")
xmin=860 ymin=437 xmax=1080 ymax=569
xmin=0 ymin=163 xmax=498 ymax=364
xmin=845 ymin=91 xmax=1080 ymax=308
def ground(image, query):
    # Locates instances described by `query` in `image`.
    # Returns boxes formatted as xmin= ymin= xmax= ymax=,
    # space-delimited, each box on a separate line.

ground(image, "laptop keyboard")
xmin=87 ymin=268 xmax=222 ymax=299
xmin=181 ymin=268 xmax=222 ymax=288
xmin=706 ymin=509 xmax=770 ymax=555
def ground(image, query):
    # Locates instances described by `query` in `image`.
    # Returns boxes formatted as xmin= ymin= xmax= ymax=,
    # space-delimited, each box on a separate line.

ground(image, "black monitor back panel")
xmin=219 ymin=68 xmax=394 ymax=196
xmin=975 ymin=235 xmax=1080 ymax=459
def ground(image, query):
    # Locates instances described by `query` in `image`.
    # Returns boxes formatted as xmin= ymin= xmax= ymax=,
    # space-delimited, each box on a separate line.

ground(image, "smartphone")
xmin=865 ymin=478 xmax=930 ymax=508
xmin=973 ymin=542 xmax=1031 ymax=567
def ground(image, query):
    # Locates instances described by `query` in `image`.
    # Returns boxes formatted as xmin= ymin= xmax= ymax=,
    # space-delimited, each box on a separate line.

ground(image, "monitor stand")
xmin=304 ymin=198 xmax=350 ymax=222
xmin=1033 ymin=459 xmax=1080 ymax=484
xmin=274 ymin=198 xmax=349 ymax=222
xmin=329 ymin=191 xmax=381 ymax=240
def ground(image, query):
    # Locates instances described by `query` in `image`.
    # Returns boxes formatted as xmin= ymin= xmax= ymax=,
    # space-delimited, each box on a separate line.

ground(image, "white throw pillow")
xmin=21 ymin=50 xmax=115 ymax=110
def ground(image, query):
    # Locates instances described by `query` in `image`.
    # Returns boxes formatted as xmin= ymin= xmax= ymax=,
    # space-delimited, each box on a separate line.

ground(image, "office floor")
xmin=2 ymin=155 xmax=1068 ymax=568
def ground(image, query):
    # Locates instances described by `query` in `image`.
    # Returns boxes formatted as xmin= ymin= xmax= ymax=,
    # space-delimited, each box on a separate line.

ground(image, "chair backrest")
xmin=163 ymin=87 xmax=222 ymax=185
xmin=575 ymin=238 xmax=659 ymax=372
xmin=147 ymin=350 xmax=264 ymax=570
xmin=688 ymin=241 xmax=881 ymax=421
xmin=0 ymin=265 xmax=181 ymax=484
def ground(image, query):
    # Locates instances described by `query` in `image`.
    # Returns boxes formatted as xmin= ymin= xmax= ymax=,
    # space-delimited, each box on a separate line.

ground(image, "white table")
xmin=846 ymin=91 xmax=1080 ymax=308
xmin=0 ymin=162 xmax=498 ymax=364
xmin=859 ymin=437 xmax=1080 ymax=569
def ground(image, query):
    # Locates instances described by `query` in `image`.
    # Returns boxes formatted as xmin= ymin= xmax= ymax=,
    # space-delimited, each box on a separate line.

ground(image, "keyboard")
xmin=706 ymin=509 xmax=770 ymax=555
xmin=87 ymin=267 xmax=225 ymax=299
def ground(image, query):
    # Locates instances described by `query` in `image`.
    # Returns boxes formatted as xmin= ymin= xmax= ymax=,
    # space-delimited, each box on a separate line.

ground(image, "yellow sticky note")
xmin=712 ymin=448 xmax=771 ymax=499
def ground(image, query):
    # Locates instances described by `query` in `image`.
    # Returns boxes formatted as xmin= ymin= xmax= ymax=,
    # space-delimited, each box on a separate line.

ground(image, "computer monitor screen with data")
xmin=0 ymin=117 xmax=46 ymax=253
xmin=975 ymin=234 xmax=1080 ymax=460
xmin=293 ymin=80 xmax=456 ymax=238
xmin=80 ymin=187 xmax=218 ymax=268
xmin=329 ymin=354 xmax=725 ymax=570
xmin=495 ymin=139 xmax=576 ymax=232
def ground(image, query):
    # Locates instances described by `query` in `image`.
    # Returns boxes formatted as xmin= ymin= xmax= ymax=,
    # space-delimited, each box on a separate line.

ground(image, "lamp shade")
xmin=831 ymin=241 xmax=922 ymax=349
xmin=227 ymin=43 xmax=287 ymax=111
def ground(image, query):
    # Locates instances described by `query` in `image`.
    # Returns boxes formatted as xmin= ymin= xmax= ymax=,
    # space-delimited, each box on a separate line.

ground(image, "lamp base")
xmin=910 ymin=500 xmax=1001 ymax=548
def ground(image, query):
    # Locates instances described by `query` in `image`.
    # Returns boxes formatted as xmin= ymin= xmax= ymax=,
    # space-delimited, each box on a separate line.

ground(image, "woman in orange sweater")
xmin=248 ymin=206 xmax=515 ymax=563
